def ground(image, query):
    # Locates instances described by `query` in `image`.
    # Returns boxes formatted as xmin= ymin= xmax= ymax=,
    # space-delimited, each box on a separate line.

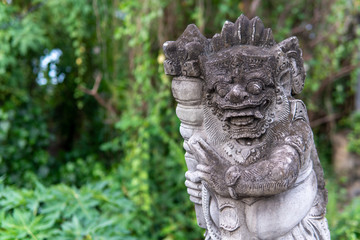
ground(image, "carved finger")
xmin=185 ymin=171 xmax=201 ymax=183
xmin=197 ymin=171 xmax=211 ymax=182
xmin=189 ymin=195 xmax=202 ymax=205
xmin=197 ymin=164 xmax=212 ymax=174
xmin=185 ymin=180 xmax=202 ymax=190
xmin=187 ymin=137 xmax=198 ymax=155
xmin=187 ymin=188 xmax=202 ymax=198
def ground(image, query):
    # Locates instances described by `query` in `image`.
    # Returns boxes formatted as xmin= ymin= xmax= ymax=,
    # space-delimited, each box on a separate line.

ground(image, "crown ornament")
xmin=163 ymin=14 xmax=305 ymax=95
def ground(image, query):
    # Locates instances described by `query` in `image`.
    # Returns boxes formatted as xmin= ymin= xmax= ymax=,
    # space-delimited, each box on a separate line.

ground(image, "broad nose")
xmin=227 ymin=85 xmax=249 ymax=103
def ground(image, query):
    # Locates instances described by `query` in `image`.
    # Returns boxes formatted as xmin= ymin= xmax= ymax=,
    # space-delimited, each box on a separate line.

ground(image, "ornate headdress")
xmin=163 ymin=14 xmax=305 ymax=95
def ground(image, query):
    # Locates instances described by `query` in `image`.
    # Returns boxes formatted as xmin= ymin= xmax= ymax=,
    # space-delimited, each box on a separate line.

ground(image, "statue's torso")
xmin=202 ymin=100 xmax=328 ymax=240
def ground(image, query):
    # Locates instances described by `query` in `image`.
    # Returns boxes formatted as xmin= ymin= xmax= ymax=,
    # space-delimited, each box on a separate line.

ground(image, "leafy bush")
xmin=330 ymin=197 xmax=360 ymax=240
xmin=0 ymin=105 xmax=51 ymax=185
xmin=348 ymin=112 xmax=360 ymax=155
xmin=0 ymin=178 xmax=136 ymax=240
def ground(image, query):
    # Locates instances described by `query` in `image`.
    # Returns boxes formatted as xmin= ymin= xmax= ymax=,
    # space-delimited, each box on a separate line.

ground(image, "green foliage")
xmin=327 ymin=174 xmax=360 ymax=239
xmin=348 ymin=112 xmax=360 ymax=155
xmin=0 ymin=105 xmax=50 ymax=184
xmin=0 ymin=0 xmax=114 ymax=186
xmin=0 ymin=178 xmax=136 ymax=239
xmin=329 ymin=196 xmax=360 ymax=239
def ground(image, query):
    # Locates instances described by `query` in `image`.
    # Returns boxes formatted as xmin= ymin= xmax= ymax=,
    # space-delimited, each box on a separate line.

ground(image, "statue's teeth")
xmin=230 ymin=116 xmax=254 ymax=126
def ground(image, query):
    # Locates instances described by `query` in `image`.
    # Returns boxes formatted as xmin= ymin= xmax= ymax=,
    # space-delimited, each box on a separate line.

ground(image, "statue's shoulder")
xmin=289 ymin=99 xmax=310 ymax=124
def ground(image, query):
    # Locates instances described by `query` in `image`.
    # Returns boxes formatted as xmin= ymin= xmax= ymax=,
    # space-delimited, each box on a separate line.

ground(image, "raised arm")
xmin=191 ymin=123 xmax=309 ymax=199
xmin=225 ymin=143 xmax=300 ymax=198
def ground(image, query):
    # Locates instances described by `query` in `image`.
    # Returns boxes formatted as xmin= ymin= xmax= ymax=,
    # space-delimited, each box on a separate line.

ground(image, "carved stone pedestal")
xmin=164 ymin=15 xmax=330 ymax=240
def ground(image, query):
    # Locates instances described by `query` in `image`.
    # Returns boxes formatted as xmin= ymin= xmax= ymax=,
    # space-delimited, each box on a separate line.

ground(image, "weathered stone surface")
xmin=164 ymin=14 xmax=330 ymax=239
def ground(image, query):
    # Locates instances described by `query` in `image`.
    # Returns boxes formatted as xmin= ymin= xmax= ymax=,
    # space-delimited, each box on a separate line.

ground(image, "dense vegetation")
xmin=0 ymin=0 xmax=359 ymax=239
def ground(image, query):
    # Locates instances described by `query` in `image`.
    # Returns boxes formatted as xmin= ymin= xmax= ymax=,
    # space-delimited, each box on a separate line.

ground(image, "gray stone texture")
xmin=164 ymin=15 xmax=330 ymax=240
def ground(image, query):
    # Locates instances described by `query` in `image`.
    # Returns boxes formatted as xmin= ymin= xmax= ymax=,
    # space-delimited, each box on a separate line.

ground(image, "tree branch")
xmin=0 ymin=1 xmax=45 ymax=29
xmin=310 ymin=113 xmax=342 ymax=128
xmin=79 ymin=73 xmax=117 ymax=115
xmin=311 ymin=64 xmax=359 ymax=102
xmin=249 ymin=0 xmax=261 ymax=18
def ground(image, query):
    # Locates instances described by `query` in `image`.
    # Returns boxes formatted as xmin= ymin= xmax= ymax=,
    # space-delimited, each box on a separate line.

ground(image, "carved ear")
xmin=278 ymin=36 xmax=306 ymax=95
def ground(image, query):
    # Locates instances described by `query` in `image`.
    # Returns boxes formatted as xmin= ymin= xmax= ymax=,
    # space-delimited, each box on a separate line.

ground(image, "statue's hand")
xmin=185 ymin=170 xmax=202 ymax=204
xmin=191 ymin=138 xmax=232 ymax=198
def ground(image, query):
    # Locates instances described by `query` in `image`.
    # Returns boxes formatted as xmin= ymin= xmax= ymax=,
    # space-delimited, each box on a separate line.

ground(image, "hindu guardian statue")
xmin=163 ymin=15 xmax=330 ymax=240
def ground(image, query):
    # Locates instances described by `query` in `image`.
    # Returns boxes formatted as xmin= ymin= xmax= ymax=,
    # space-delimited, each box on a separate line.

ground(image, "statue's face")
xmin=204 ymin=46 xmax=277 ymax=139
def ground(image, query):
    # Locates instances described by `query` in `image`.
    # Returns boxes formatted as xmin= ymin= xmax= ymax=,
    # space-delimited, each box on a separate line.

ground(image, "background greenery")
xmin=0 ymin=0 xmax=359 ymax=239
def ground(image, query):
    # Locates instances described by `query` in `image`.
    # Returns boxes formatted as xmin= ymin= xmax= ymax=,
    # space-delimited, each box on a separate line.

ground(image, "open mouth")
xmin=219 ymin=98 xmax=271 ymax=111
xmin=223 ymin=99 xmax=271 ymax=128
xmin=226 ymin=115 xmax=260 ymax=128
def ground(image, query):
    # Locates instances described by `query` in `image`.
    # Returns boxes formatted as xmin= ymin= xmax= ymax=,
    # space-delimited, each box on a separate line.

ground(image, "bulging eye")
xmin=215 ymin=84 xmax=229 ymax=97
xmin=246 ymin=81 xmax=264 ymax=95
xmin=218 ymin=88 xmax=228 ymax=97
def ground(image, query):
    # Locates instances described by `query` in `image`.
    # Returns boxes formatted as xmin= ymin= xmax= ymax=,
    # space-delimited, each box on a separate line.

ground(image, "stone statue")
xmin=163 ymin=15 xmax=330 ymax=240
